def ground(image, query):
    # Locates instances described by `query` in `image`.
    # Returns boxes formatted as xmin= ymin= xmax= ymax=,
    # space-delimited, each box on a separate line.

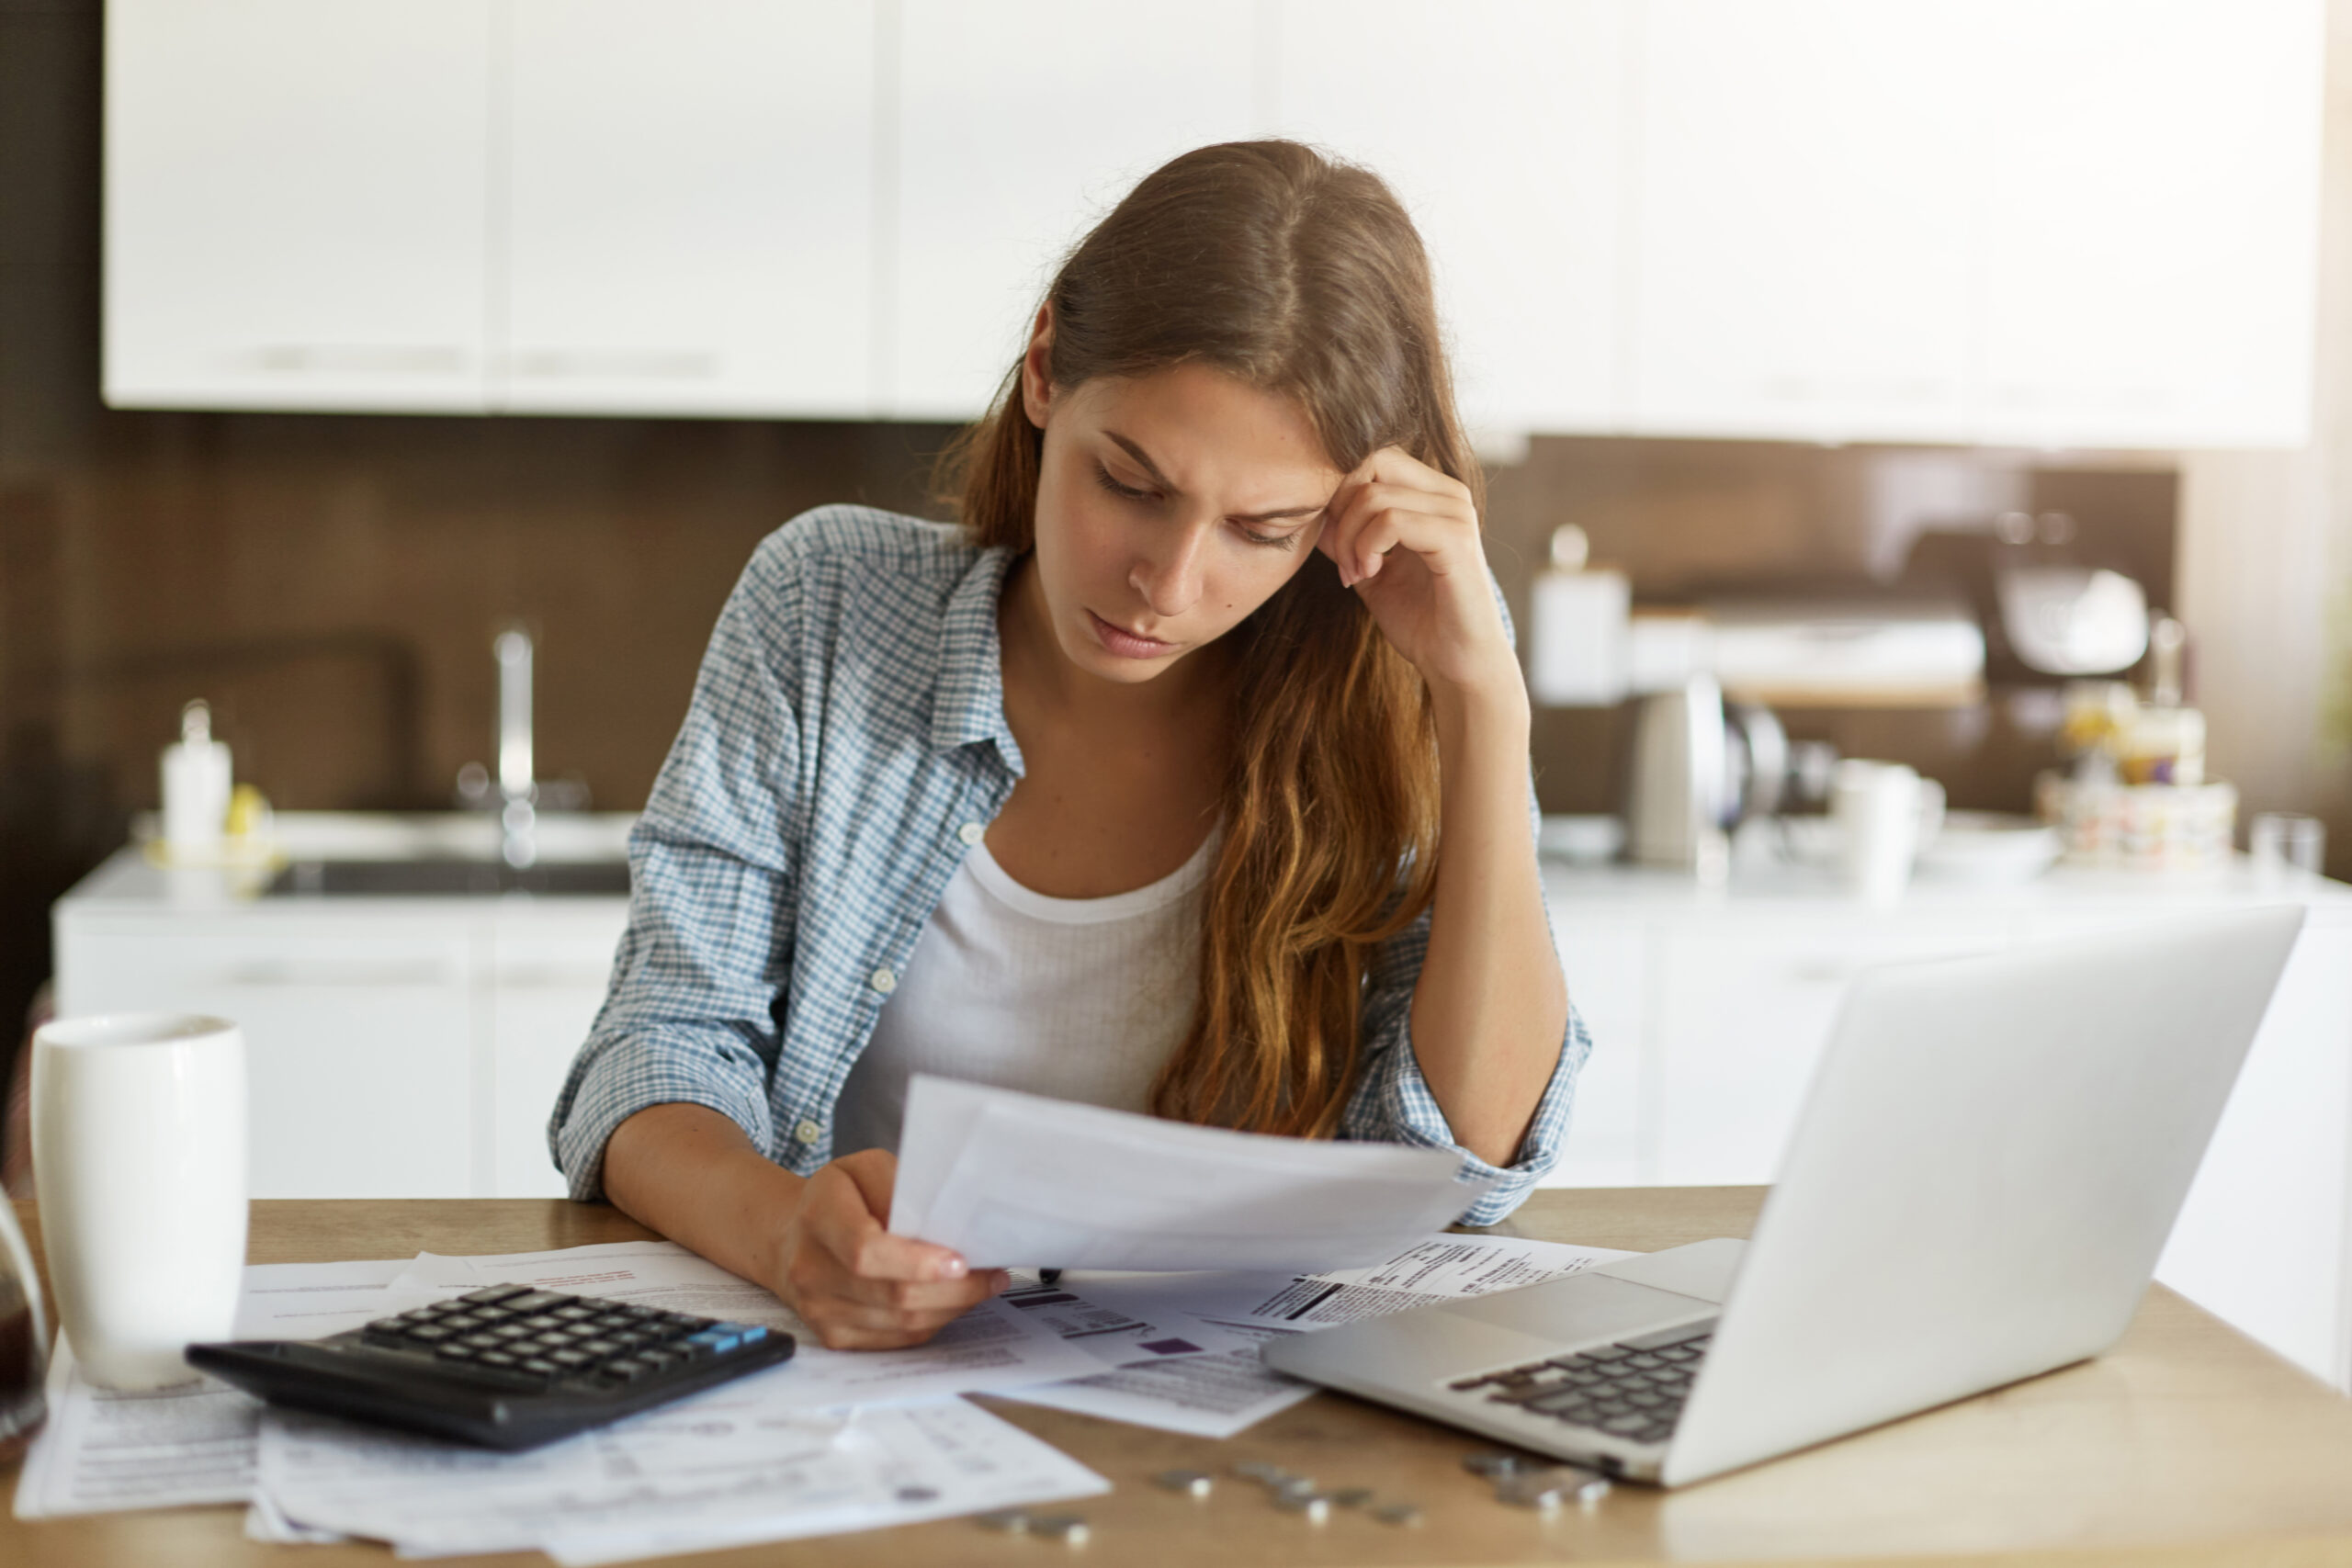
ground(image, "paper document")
xmin=260 ymin=1396 xmax=1105 ymax=1566
xmin=1002 ymin=1233 xmax=1636 ymax=1438
xmin=890 ymin=1075 xmax=1499 ymax=1272
xmin=385 ymin=1240 xmax=1101 ymax=1408
xmin=13 ymin=1258 xmax=420 ymax=1520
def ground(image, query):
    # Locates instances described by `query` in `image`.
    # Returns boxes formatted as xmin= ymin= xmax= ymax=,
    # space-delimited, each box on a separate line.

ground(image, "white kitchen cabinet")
xmin=498 ymin=0 xmax=876 ymax=416
xmin=1973 ymin=0 xmax=2325 ymax=448
xmin=487 ymin=908 xmax=629 ymax=1198
xmin=1270 ymin=0 xmax=1628 ymax=439
xmin=104 ymin=0 xmax=494 ymax=412
xmin=885 ymin=0 xmax=1261 ymax=420
xmin=1648 ymin=909 xmax=2008 ymax=1185
xmin=1548 ymin=912 xmax=1649 ymax=1188
xmin=54 ymin=915 xmax=479 ymax=1199
xmin=52 ymin=829 xmax=635 ymax=1201
xmin=1626 ymin=1 xmax=1982 ymax=443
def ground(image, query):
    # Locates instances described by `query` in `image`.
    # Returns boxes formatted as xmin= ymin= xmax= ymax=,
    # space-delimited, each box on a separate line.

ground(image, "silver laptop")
xmin=1264 ymin=905 xmax=2303 ymax=1486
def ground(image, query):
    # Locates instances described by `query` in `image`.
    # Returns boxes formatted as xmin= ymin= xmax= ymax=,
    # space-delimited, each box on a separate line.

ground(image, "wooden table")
xmin=10 ymin=1190 xmax=2352 ymax=1567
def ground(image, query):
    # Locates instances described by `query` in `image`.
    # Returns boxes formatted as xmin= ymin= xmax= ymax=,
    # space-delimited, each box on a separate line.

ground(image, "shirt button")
xmin=957 ymin=822 xmax=985 ymax=846
xmin=794 ymin=1120 xmax=821 ymax=1145
xmin=869 ymin=966 xmax=897 ymax=995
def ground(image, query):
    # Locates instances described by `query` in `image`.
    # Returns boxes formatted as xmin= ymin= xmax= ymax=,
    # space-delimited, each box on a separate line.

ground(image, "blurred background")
xmin=4 ymin=3 xmax=2351 ymax=1209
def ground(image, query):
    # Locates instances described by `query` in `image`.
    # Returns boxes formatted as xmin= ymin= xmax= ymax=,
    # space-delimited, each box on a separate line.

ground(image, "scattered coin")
xmin=1373 ymin=1502 xmax=1425 ymax=1527
xmin=1496 ymin=1466 xmax=1612 ymax=1509
xmin=1272 ymin=1475 xmax=1319 ymax=1500
xmin=1331 ymin=1486 xmax=1374 ymax=1507
xmin=1273 ymin=1493 xmax=1332 ymax=1524
xmin=1154 ymin=1469 xmax=1214 ymax=1497
xmin=1462 ymin=1450 xmax=1532 ymax=1480
xmin=1232 ymin=1461 xmax=1283 ymax=1483
xmin=1027 ymin=1514 xmax=1091 ymax=1545
xmin=977 ymin=1509 xmax=1030 ymax=1533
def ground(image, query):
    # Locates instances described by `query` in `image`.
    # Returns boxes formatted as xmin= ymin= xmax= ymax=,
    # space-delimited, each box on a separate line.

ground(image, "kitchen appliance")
xmin=1627 ymin=682 xmax=1836 ymax=868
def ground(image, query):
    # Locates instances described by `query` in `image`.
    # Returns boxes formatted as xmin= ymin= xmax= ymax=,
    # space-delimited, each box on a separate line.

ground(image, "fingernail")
xmin=937 ymin=1256 xmax=967 ymax=1280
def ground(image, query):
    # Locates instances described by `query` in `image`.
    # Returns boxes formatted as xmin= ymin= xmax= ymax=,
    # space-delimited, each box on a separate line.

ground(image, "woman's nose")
xmin=1130 ymin=522 xmax=1211 ymax=617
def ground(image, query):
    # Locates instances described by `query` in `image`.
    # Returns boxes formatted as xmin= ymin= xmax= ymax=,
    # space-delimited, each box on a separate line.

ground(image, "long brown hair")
xmin=942 ymin=140 xmax=1484 ymax=1138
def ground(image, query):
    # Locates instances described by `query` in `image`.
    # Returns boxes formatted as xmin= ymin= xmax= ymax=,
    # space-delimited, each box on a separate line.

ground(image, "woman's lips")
xmin=1087 ymin=610 xmax=1177 ymax=660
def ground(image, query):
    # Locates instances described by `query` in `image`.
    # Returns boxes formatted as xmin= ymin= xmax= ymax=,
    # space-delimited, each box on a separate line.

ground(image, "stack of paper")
xmin=890 ymin=1076 xmax=1501 ymax=1271
xmin=12 ymin=1246 xmax=1110 ymax=1561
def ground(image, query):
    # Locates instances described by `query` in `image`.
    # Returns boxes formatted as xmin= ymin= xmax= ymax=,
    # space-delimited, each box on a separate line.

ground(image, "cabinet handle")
xmin=495 ymin=967 xmax=614 ymax=990
xmin=216 ymin=962 xmax=455 ymax=988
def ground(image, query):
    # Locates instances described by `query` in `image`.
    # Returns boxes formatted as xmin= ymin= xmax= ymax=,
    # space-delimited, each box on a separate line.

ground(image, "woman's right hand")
xmin=766 ymin=1148 xmax=1011 ymax=1349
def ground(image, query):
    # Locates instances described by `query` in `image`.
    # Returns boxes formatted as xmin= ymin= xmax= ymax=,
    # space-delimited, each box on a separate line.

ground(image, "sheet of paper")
xmin=13 ymin=1258 xmax=420 ymax=1520
xmin=889 ymin=1075 xmax=1500 ymax=1272
xmin=259 ymin=1396 xmax=1106 ymax=1566
xmin=385 ymin=1240 xmax=1101 ymax=1407
xmin=1001 ymin=1233 xmax=1637 ymax=1438
xmin=997 ymin=1271 xmax=1248 ymax=1368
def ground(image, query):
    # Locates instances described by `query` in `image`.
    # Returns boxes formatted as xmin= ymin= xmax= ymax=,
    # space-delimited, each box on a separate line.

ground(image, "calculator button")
xmin=553 ymin=1306 xmax=597 ymax=1322
xmin=577 ymin=1339 xmax=623 ymax=1359
xmin=405 ymin=1325 xmax=454 ymax=1344
xmin=519 ymin=1357 xmax=562 ymax=1376
xmin=548 ymin=1348 xmax=592 ymax=1368
xmin=462 ymin=1286 xmax=535 ymax=1306
xmin=457 ymin=1332 xmax=505 ymax=1350
xmin=435 ymin=1343 xmax=479 ymax=1361
xmin=488 ymin=1324 xmax=534 ymax=1340
xmin=506 ymin=1292 xmax=567 ymax=1314
xmin=478 ymin=1350 xmax=518 ymax=1368
xmin=519 ymin=1314 xmax=562 ymax=1332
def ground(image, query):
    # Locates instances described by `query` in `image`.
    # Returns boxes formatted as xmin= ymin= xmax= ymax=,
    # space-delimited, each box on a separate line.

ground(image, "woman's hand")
xmin=1317 ymin=446 xmax=1520 ymax=701
xmin=766 ymin=1148 xmax=1011 ymax=1349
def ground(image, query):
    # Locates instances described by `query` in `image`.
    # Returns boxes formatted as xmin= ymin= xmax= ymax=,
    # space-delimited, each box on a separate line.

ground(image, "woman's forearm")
xmin=603 ymin=1102 xmax=808 ymax=1289
xmin=1409 ymin=679 xmax=1569 ymax=1167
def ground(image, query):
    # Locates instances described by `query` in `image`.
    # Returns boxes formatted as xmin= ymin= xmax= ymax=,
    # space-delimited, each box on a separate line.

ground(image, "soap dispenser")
xmin=161 ymin=699 xmax=232 ymax=858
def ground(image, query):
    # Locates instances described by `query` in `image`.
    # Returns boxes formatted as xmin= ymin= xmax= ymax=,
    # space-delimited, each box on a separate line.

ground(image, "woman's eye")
xmin=1236 ymin=525 xmax=1297 ymax=551
xmin=1091 ymin=463 xmax=1156 ymax=502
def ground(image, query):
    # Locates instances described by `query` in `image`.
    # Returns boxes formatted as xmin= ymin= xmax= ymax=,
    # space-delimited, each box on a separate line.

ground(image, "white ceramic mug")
xmin=1833 ymin=761 xmax=1946 ymax=904
xmin=30 ymin=1013 xmax=248 ymax=1390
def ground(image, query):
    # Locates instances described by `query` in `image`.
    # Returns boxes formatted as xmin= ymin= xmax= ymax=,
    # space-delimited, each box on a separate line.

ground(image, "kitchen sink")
xmin=266 ymin=858 xmax=633 ymax=898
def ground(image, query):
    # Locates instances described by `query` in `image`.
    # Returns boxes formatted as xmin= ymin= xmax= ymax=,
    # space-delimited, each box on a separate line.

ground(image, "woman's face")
xmin=1020 ymin=333 xmax=1343 ymax=688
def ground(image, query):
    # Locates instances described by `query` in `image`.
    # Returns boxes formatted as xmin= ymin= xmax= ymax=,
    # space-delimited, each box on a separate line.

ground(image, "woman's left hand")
xmin=1317 ymin=446 xmax=1520 ymax=699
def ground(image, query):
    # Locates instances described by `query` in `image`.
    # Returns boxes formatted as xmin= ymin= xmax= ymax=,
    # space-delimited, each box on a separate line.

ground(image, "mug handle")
xmin=1917 ymin=779 xmax=1948 ymax=846
xmin=0 ymin=1199 xmax=46 ymax=1360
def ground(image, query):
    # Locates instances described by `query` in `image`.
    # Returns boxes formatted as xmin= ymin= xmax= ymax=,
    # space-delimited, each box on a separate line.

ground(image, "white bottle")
xmin=1528 ymin=524 xmax=1631 ymax=706
xmin=161 ymin=700 xmax=232 ymax=858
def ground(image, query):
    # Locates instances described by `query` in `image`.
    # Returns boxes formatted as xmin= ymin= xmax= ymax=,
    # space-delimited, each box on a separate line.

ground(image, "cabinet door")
xmin=104 ymin=0 xmax=492 ymax=412
xmin=1627 ymin=0 xmax=1981 ymax=442
xmin=55 ymin=918 xmax=478 ymax=1199
xmin=1540 ymin=911 xmax=1648 ymax=1188
xmin=1973 ymin=0 xmax=2324 ymax=448
xmin=1270 ymin=1 xmax=1627 ymax=437
xmin=1652 ymin=912 xmax=2008 ymax=1186
xmin=499 ymin=0 xmax=876 ymax=415
xmin=489 ymin=909 xmax=628 ymax=1198
xmin=888 ymin=0 xmax=1261 ymax=420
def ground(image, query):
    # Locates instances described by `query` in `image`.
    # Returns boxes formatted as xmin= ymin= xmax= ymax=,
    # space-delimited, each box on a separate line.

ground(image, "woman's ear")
xmin=1018 ymin=304 xmax=1056 ymax=428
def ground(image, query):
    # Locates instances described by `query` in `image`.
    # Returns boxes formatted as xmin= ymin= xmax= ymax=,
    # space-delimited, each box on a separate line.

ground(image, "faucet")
xmin=454 ymin=627 xmax=541 ymax=865
xmin=492 ymin=628 xmax=537 ymax=866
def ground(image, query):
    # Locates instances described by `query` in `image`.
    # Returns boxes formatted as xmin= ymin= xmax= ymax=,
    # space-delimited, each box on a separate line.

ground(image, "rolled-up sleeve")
xmin=1340 ymin=898 xmax=1591 ymax=1228
xmin=548 ymin=536 xmax=807 ymax=1201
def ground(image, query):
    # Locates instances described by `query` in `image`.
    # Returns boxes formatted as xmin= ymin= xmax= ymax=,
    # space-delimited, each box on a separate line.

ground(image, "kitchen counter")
xmin=62 ymin=811 xmax=639 ymax=911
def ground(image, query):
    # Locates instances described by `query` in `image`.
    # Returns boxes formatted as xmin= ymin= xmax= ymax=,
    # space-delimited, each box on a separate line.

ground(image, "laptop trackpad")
xmin=1448 ymin=1270 xmax=1717 ymax=1345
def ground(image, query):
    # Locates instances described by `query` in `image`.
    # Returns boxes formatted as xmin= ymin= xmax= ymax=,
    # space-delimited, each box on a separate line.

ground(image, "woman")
xmin=550 ymin=141 xmax=1587 ymax=1350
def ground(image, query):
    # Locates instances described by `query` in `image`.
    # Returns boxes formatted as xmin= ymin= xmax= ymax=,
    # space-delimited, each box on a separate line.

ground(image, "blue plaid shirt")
xmin=549 ymin=505 xmax=1588 ymax=1226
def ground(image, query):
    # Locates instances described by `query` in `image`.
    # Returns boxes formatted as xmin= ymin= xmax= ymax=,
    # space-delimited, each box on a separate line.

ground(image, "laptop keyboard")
xmin=1445 ymin=1320 xmax=1715 ymax=1447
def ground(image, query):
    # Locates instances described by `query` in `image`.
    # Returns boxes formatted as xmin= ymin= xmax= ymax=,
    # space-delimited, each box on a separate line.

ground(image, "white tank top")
xmin=831 ymin=830 xmax=1216 ymax=1156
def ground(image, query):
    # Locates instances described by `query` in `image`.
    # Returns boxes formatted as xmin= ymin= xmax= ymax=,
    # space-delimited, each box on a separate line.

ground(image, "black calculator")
xmin=187 ymin=1283 xmax=797 ymax=1451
